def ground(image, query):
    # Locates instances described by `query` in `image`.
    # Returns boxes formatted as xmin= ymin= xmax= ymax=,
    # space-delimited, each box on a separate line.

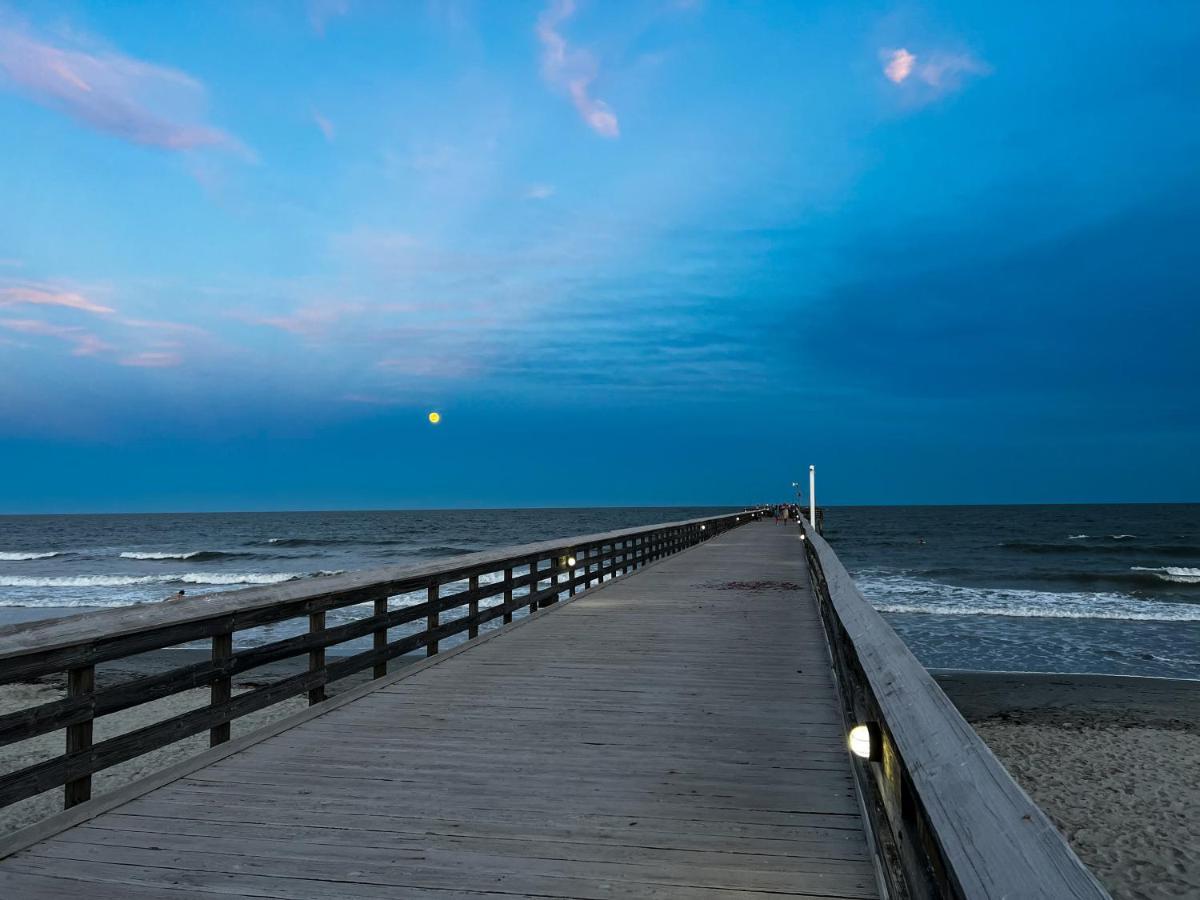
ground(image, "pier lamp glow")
xmin=559 ymin=553 xmax=577 ymax=568
xmin=848 ymin=723 xmax=882 ymax=761
xmin=700 ymin=525 xmax=706 ymax=531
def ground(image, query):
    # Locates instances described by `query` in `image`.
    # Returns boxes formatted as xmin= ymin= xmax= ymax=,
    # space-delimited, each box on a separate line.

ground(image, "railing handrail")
xmin=0 ymin=508 xmax=766 ymax=816
xmin=798 ymin=516 xmax=1109 ymax=899
xmin=0 ymin=509 xmax=761 ymax=666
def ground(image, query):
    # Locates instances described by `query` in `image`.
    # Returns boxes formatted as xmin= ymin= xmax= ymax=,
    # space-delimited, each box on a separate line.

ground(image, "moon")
xmin=427 ymin=411 xmax=441 ymax=424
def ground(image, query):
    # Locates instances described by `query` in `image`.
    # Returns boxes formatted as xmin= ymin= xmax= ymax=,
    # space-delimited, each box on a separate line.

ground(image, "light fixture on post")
xmin=848 ymin=722 xmax=882 ymax=762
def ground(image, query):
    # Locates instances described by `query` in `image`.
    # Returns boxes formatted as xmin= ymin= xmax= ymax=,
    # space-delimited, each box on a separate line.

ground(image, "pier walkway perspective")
xmin=0 ymin=513 xmax=1110 ymax=898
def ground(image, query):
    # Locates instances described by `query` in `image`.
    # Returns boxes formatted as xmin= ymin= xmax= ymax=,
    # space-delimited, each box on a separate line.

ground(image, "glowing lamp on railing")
xmin=700 ymin=525 xmax=706 ymax=531
xmin=559 ymin=554 xmax=577 ymax=568
xmin=848 ymin=723 xmax=882 ymax=761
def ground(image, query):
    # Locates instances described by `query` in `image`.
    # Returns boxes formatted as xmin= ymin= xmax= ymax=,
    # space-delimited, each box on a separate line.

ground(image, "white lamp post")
xmin=809 ymin=465 xmax=816 ymax=530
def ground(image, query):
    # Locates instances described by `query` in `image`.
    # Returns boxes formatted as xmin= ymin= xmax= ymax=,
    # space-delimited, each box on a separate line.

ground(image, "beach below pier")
xmin=936 ymin=671 xmax=1200 ymax=899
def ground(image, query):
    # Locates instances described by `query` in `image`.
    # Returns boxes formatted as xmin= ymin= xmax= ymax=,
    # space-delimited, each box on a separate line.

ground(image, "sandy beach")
xmin=937 ymin=671 xmax=1200 ymax=900
xmin=1 ymin=662 xmax=1197 ymax=899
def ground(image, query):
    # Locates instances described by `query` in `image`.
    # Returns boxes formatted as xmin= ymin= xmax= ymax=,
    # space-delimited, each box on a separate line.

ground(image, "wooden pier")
xmin=0 ymin=512 xmax=1109 ymax=898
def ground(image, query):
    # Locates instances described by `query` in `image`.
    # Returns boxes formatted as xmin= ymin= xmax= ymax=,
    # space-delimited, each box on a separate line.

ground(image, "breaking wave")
xmin=119 ymin=550 xmax=261 ymax=562
xmin=856 ymin=573 xmax=1200 ymax=622
xmin=0 ymin=571 xmax=344 ymax=588
xmin=1130 ymin=566 xmax=1200 ymax=585
xmin=0 ymin=551 xmax=62 ymax=561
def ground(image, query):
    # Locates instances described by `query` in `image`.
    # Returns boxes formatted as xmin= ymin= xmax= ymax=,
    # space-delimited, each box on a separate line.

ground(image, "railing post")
xmin=308 ymin=611 xmax=326 ymax=705
xmin=528 ymin=556 xmax=540 ymax=613
xmin=427 ymin=581 xmax=440 ymax=656
xmin=209 ymin=631 xmax=232 ymax=747
xmin=468 ymin=574 xmax=480 ymax=639
xmin=63 ymin=664 xmax=94 ymax=809
xmin=373 ymin=597 xmax=388 ymax=678
xmin=503 ymin=566 xmax=514 ymax=624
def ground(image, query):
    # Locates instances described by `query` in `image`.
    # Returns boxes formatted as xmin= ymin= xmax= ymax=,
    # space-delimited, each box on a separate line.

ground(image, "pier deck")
xmin=0 ymin=523 xmax=879 ymax=899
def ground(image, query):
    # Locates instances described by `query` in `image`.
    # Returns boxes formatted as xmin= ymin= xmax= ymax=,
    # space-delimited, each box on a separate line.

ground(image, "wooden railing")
xmin=797 ymin=516 xmax=1110 ymax=900
xmin=0 ymin=509 xmax=764 ymax=815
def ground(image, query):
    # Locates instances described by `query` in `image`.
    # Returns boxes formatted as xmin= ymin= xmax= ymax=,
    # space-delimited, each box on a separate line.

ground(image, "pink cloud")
xmin=883 ymin=48 xmax=915 ymax=84
xmin=881 ymin=46 xmax=990 ymax=96
xmin=120 ymin=317 xmax=209 ymax=336
xmin=0 ymin=317 xmax=113 ymax=356
xmin=119 ymin=351 xmax=182 ymax=368
xmin=536 ymin=0 xmax=619 ymax=138
xmin=0 ymin=283 xmax=113 ymax=315
xmin=0 ymin=25 xmax=248 ymax=155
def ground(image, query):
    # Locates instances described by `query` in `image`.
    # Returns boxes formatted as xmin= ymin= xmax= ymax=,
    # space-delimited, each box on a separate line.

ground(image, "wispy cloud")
xmin=119 ymin=351 xmax=182 ymax=368
xmin=0 ymin=24 xmax=248 ymax=155
xmin=0 ymin=282 xmax=113 ymax=315
xmin=525 ymin=183 xmax=556 ymax=200
xmin=0 ymin=317 xmax=112 ymax=356
xmin=309 ymin=0 xmax=351 ymax=37
xmin=881 ymin=47 xmax=990 ymax=97
xmin=536 ymin=0 xmax=619 ymax=138
xmin=312 ymin=108 xmax=335 ymax=142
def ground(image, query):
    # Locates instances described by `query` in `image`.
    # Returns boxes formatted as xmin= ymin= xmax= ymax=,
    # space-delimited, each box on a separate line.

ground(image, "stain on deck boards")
xmin=0 ymin=523 xmax=879 ymax=899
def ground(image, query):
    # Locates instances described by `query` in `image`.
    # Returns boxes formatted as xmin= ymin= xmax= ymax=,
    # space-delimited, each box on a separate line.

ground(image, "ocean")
xmin=0 ymin=504 xmax=1196 ymax=679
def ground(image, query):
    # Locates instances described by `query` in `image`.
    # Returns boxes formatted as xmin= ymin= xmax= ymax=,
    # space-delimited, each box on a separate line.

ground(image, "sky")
xmin=0 ymin=0 xmax=1197 ymax=512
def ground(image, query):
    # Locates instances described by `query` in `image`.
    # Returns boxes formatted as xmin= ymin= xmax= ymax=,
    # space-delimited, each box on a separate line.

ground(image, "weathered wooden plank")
xmin=0 ymin=517 xmax=878 ymax=900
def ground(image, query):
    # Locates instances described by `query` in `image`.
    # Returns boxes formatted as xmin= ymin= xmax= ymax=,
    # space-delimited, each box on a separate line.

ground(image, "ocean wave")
xmin=260 ymin=537 xmax=410 ymax=548
xmin=1001 ymin=540 xmax=1200 ymax=558
xmin=1131 ymin=566 xmax=1200 ymax=585
xmin=0 ymin=571 xmax=343 ymax=588
xmin=0 ymin=551 xmax=62 ymax=561
xmin=418 ymin=546 xmax=477 ymax=556
xmin=1067 ymin=534 xmax=1089 ymax=540
xmin=119 ymin=550 xmax=260 ymax=562
xmin=856 ymin=573 xmax=1200 ymax=622
xmin=1110 ymin=534 xmax=1137 ymax=540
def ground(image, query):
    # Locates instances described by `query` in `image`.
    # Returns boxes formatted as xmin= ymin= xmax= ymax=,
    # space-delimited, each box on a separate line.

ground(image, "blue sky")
xmin=1 ymin=1 xmax=1197 ymax=512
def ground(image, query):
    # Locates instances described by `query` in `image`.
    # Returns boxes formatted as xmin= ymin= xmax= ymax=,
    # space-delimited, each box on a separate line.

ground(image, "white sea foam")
xmin=856 ymin=573 xmax=1200 ymax=622
xmin=0 ymin=551 xmax=61 ymax=561
xmin=120 ymin=551 xmax=203 ymax=560
xmin=0 ymin=571 xmax=341 ymax=588
xmin=1109 ymin=534 xmax=1137 ymax=540
xmin=1130 ymin=566 xmax=1200 ymax=585
xmin=1067 ymin=534 xmax=1089 ymax=540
